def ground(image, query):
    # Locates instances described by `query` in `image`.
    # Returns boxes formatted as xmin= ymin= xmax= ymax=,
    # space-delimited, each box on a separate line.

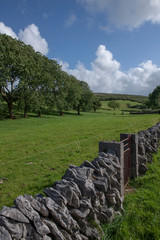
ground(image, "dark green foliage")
xmin=74 ymin=81 xmax=94 ymax=115
xmin=0 ymin=33 xmax=94 ymax=118
xmin=147 ymin=85 xmax=160 ymax=110
xmin=108 ymin=100 xmax=120 ymax=110
xmin=92 ymin=96 xmax=102 ymax=112
xmin=126 ymin=102 xmax=131 ymax=108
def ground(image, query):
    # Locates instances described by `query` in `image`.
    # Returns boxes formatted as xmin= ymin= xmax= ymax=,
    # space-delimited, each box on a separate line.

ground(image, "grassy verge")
xmin=0 ymin=104 xmax=159 ymax=209
xmin=102 ymin=149 xmax=160 ymax=240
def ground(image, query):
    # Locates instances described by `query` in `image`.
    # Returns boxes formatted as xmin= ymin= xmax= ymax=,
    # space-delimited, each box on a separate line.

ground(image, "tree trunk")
xmin=38 ymin=110 xmax=41 ymax=118
xmin=8 ymin=102 xmax=13 ymax=119
xmin=24 ymin=104 xmax=28 ymax=118
xmin=78 ymin=106 xmax=80 ymax=115
xmin=60 ymin=111 xmax=64 ymax=116
xmin=24 ymin=109 xmax=28 ymax=118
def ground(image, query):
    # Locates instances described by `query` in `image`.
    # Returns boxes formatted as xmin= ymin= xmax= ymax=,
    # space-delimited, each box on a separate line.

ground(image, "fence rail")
xmin=121 ymin=135 xmax=131 ymax=186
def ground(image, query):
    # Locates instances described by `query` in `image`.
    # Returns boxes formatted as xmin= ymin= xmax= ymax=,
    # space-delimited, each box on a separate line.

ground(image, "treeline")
xmin=94 ymin=93 xmax=147 ymax=103
xmin=0 ymin=34 xmax=101 ymax=119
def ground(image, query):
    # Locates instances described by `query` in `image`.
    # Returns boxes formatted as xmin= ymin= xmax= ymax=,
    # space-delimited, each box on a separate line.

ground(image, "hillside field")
xmin=0 ymin=101 xmax=160 ymax=209
xmin=94 ymin=93 xmax=148 ymax=103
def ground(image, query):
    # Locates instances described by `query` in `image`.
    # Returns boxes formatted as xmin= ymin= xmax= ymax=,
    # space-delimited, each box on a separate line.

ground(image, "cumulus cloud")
xmin=0 ymin=22 xmax=48 ymax=55
xmin=77 ymin=0 xmax=160 ymax=29
xmin=0 ymin=22 xmax=18 ymax=39
xmin=59 ymin=45 xmax=160 ymax=96
xmin=18 ymin=24 xmax=49 ymax=55
xmin=65 ymin=14 xmax=77 ymax=27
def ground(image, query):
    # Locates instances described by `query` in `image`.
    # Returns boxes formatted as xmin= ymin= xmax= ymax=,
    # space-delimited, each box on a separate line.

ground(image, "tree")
xmin=44 ymin=64 xmax=71 ymax=116
xmin=0 ymin=34 xmax=37 ymax=118
xmin=74 ymin=81 xmax=94 ymax=115
xmin=108 ymin=100 xmax=120 ymax=111
xmin=65 ymin=75 xmax=81 ymax=112
xmin=17 ymin=50 xmax=41 ymax=118
xmin=126 ymin=103 xmax=131 ymax=108
xmin=148 ymin=86 xmax=160 ymax=109
xmin=54 ymin=71 xmax=71 ymax=116
xmin=92 ymin=96 xmax=102 ymax=112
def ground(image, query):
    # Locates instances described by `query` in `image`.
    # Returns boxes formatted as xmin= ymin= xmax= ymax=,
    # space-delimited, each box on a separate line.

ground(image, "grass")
xmin=102 ymin=149 xmax=160 ymax=240
xmin=0 ymin=101 xmax=159 ymax=209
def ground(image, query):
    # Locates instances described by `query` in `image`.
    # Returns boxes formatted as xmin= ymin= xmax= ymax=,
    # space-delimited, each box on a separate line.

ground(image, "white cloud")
xmin=0 ymin=22 xmax=48 ymax=55
xmin=65 ymin=14 xmax=77 ymax=27
xmin=59 ymin=45 xmax=160 ymax=96
xmin=18 ymin=24 xmax=49 ymax=55
xmin=77 ymin=0 xmax=160 ymax=30
xmin=0 ymin=22 xmax=18 ymax=39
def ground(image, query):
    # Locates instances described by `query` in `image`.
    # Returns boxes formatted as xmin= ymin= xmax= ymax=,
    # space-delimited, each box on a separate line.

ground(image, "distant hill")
xmin=94 ymin=93 xmax=147 ymax=103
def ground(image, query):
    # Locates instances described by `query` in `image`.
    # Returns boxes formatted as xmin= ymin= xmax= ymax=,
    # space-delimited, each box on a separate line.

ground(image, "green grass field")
xmin=0 ymin=101 xmax=159 ymax=210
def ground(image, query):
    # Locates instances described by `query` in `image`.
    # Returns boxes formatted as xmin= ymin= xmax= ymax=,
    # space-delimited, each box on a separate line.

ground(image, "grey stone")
xmin=63 ymin=166 xmax=96 ymax=201
xmin=102 ymin=207 xmax=114 ymax=220
xmin=93 ymin=179 xmax=108 ymax=192
xmin=24 ymin=224 xmax=48 ymax=240
xmin=110 ymin=175 xmax=121 ymax=190
xmin=14 ymin=196 xmax=50 ymax=236
xmin=33 ymin=216 xmax=50 ymax=236
xmin=81 ymin=234 xmax=89 ymax=240
xmin=105 ymin=192 xmax=117 ymax=206
xmin=0 ymin=216 xmax=23 ymax=239
xmin=71 ymin=232 xmax=84 ymax=240
xmin=24 ymin=194 xmax=49 ymax=217
xmin=43 ymin=218 xmax=66 ymax=240
xmin=94 ymin=207 xmax=109 ymax=222
xmin=81 ymin=160 xmax=97 ymax=171
xmin=138 ymin=155 xmax=147 ymax=165
xmin=0 ymin=226 xmax=12 ymax=240
xmin=61 ymin=230 xmax=72 ymax=240
xmin=97 ymin=192 xmax=106 ymax=206
xmin=78 ymin=219 xmax=100 ymax=240
xmin=14 ymin=195 xmax=40 ymax=221
xmin=70 ymin=208 xmax=90 ymax=220
xmin=79 ymin=198 xmax=93 ymax=210
xmin=92 ymin=175 xmax=108 ymax=192
xmin=44 ymin=188 xmax=67 ymax=207
xmin=41 ymin=197 xmax=80 ymax=233
xmin=91 ymin=160 xmax=103 ymax=176
xmin=54 ymin=179 xmax=81 ymax=208
xmin=96 ymin=157 xmax=117 ymax=175
xmin=0 ymin=206 xmax=29 ymax=223
xmin=112 ymin=188 xmax=124 ymax=212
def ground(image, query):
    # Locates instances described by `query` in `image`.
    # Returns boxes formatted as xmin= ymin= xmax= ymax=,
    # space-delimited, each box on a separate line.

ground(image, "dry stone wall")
xmin=0 ymin=152 xmax=123 ymax=240
xmin=0 ymin=122 xmax=159 ymax=240
xmin=138 ymin=122 xmax=160 ymax=175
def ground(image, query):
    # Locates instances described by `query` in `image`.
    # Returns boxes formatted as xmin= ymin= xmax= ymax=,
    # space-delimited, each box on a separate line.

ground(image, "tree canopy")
xmin=0 ymin=33 xmax=99 ymax=118
xmin=108 ymin=100 xmax=120 ymax=111
xmin=148 ymin=86 xmax=160 ymax=110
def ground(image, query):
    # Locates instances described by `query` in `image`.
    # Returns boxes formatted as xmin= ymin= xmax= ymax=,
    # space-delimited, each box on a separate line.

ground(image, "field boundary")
xmin=0 ymin=123 xmax=159 ymax=239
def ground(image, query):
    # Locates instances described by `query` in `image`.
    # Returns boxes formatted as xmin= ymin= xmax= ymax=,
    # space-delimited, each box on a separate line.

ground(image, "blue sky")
xmin=1 ymin=0 xmax=160 ymax=96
